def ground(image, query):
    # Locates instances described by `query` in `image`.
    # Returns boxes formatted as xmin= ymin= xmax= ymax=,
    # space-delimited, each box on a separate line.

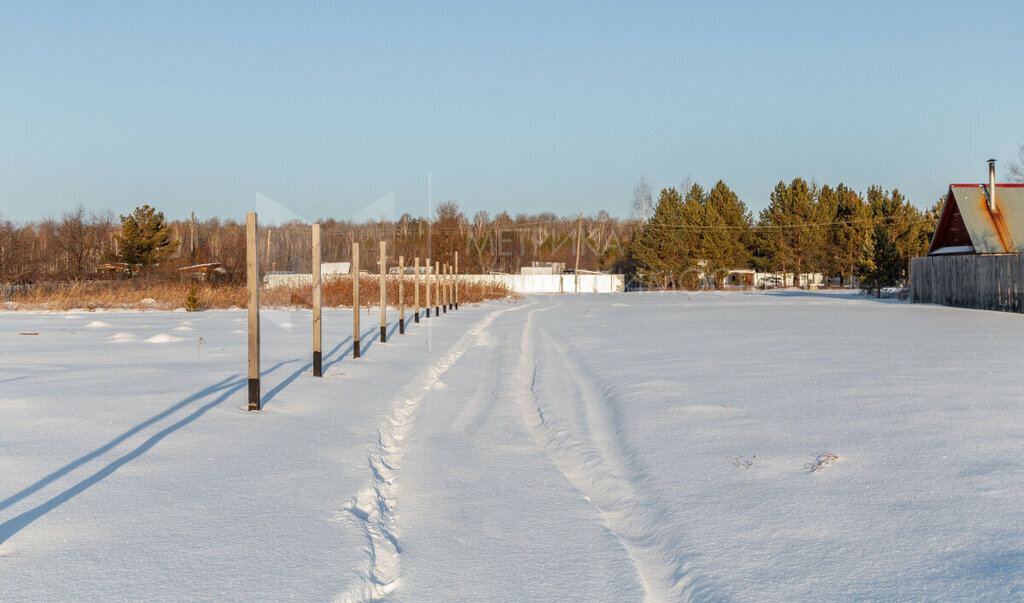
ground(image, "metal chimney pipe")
xmin=988 ymin=158 xmax=997 ymax=212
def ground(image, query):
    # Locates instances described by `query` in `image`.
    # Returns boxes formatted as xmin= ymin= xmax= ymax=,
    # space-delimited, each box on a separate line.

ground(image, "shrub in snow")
xmin=184 ymin=283 xmax=201 ymax=312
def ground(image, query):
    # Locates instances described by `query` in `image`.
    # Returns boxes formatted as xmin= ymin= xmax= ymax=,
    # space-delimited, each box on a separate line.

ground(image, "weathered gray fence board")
xmin=911 ymin=255 xmax=1024 ymax=313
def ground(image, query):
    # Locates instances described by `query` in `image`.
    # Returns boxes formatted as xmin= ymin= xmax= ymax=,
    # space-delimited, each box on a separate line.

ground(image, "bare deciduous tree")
xmin=631 ymin=176 xmax=653 ymax=222
xmin=1009 ymin=140 xmax=1024 ymax=183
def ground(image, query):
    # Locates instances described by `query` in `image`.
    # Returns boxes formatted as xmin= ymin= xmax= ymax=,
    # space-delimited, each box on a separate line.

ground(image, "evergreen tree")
xmin=921 ymin=196 xmax=945 ymax=250
xmin=756 ymin=178 xmax=824 ymax=286
xmin=823 ymin=184 xmax=871 ymax=287
xmin=705 ymin=180 xmax=753 ymax=274
xmin=184 ymin=282 xmax=201 ymax=311
xmin=111 ymin=205 xmax=180 ymax=266
xmin=631 ymin=188 xmax=692 ymax=288
xmin=861 ymin=224 xmax=902 ymax=296
xmin=679 ymin=183 xmax=715 ymax=287
xmin=866 ymin=186 xmax=927 ymax=282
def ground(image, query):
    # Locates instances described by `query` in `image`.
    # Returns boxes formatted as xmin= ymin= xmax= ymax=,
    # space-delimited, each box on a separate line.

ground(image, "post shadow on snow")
xmin=320 ymin=336 xmax=355 ymax=373
xmin=263 ymin=317 xmax=412 ymax=406
xmin=350 ymin=324 xmax=386 ymax=359
xmin=0 ymin=375 xmax=29 ymax=384
xmin=937 ymin=549 xmax=1024 ymax=587
xmin=319 ymin=324 xmax=379 ymax=374
xmin=0 ymin=362 xmax=290 ymax=547
xmin=262 ymin=320 xmax=379 ymax=406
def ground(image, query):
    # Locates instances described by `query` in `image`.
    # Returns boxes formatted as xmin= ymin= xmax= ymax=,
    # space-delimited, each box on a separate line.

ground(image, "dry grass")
xmin=5 ymin=276 xmax=514 ymax=311
xmin=734 ymin=455 xmax=756 ymax=468
xmin=807 ymin=451 xmax=839 ymax=472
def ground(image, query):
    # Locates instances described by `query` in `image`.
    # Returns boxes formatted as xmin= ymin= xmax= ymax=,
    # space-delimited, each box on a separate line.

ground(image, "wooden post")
xmin=399 ymin=255 xmax=405 ymax=334
xmin=425 ymin=257 xmax=432 ymax=318
xmin=575 ymin=211 xmax=582 ymax=293
xmin=246 ymin=213 xmax=261 ymax=411
xmin=454 ymin=251 xmax=459 ymax=310
xmin=312 ymin=223 xmax=322 ymax=377
xmin=379 ymin=240 xmax=387 ymax=343
xmin=446 ymin=263 xmax=452 ymax=311
xmin=436 ymin=260 xmax=442 ymax=315
xmin=414 ymin=256 xmax=421 ymax=323
xmin=353 ymin=242 xmax=360 ymax=358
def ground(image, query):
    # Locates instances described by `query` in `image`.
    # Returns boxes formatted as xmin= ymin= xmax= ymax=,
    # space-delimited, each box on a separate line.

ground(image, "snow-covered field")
xmin=2 ymin=292 xmax=1022 ymax=600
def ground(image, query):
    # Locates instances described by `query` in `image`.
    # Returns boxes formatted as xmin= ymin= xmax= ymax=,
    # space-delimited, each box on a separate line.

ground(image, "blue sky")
xmin=1 ymin=1 xmax=1022 ymax=223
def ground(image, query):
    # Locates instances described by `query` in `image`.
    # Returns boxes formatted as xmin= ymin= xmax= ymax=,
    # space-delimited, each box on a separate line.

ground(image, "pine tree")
xmin=184 ymin=282 xmax=201 ymax=311
xmin=861 ymin=224 xmax=902 ymax=296
xmin=704 ymin=180 xmax=752 ymax=284
xmin=680 ymin=183 xmax=722 ymax=288
xmin=630 ymin=188 xmax=692 ymax=288
xmin=866 ymin=186 xmax=927 ymax=282
xmin=111 ymin=205 xmax=180 ymax=266
xmin=756 ymin=178 xmax=824 ymax=286
xmin=823 ymin=184 xmax=871 ymax=287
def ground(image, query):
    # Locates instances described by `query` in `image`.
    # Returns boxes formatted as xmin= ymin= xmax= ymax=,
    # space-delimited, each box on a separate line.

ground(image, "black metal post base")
xmin=248 ymin=379 xmax=260 ymax=411
xmin=399 ymin=318 xmax=405 ymax=334
xmin=313 ymin=351 xmax=322 ymax=376
xmin=380 ymin=326 xmax=387 ymax=342
xmin=415 ymin=312 xmax=420 ymax=323
xmin=426 ymin=308 xmax=431 ymax=318
xmin=455 ymin=303 xmax=458 ymax=310
xmin=353 ymin=340 xmax=360 ymax=358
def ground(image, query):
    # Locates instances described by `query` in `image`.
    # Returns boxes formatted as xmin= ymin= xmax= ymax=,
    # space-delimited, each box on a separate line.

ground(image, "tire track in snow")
xmin=514 ymin=305 xmax=716 ymax=601
xmin=336 ymin=304 xmax=525 ymax=602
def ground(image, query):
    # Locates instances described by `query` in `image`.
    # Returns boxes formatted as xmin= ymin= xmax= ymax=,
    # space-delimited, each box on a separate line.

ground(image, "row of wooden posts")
xmin=246 ymin=213 xmax=461 ymax=411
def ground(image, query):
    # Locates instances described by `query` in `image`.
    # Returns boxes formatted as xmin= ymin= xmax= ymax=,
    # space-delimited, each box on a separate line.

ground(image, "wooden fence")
xmin=910 ymin=254 xmax=1024 ymax=313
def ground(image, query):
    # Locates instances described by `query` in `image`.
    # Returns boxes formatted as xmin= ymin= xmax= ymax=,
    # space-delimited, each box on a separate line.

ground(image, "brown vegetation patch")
xmin=5 ymin=277 xmax=513 ymax=311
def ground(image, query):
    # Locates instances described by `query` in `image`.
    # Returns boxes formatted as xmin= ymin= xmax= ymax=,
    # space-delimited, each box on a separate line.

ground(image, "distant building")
xmin=178 ymin=262 xmax=227 ymax=282
xmin=322 ymin=262 xmax=352 ymax=274
xmin=911 ymin=160 xmax=1024 ymax=313
xmin=929 ymin=182 xmax=1024 ymax=255
xmin=521 ymin=262 xmax=565 ymax=275
xmin=95 ymin=263 xmax=142 ymax=278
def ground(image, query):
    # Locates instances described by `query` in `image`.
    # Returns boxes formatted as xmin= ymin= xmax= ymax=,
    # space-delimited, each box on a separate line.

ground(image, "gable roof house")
xmin=912 ymin=160 xmax=1024 ymax=313
xmin=929 ymin=183 xmax=1024 ymax=256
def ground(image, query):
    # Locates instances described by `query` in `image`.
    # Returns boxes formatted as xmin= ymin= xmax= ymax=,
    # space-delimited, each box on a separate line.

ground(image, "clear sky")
xmin=1 ymin=1 xmax=1022 ymax=224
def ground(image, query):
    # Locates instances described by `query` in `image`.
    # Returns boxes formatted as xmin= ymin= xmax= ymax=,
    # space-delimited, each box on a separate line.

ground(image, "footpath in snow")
xmin=1 ymin=291 xmax=1022 ymax=600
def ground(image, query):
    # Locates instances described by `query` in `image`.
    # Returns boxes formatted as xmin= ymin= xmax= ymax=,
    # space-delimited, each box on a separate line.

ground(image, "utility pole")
xmin=190 ymin=212 xmax=196 ymax=264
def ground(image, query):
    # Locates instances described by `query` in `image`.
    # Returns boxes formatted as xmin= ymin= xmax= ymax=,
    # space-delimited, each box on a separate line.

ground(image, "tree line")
xmin=0 ymin=177 xmax=944 ymax=290
xmin=0 ymin=202 xmax=639 ymax=282
xmin=629 ymin=178 xmax=942 ymax=291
